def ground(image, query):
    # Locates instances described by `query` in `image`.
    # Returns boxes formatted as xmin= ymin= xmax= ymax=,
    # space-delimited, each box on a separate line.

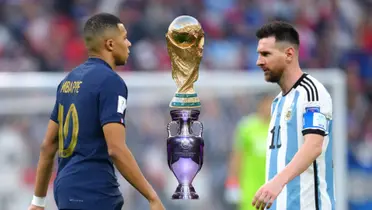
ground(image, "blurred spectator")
xmin=0 ymin=0 xmax=368 ymax=72
xmin=0 ymin=122 xmax=30 ymax=210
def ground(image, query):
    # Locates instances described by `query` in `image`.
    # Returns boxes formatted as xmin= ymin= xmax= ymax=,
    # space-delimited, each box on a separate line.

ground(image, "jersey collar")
xmin=282 ymin=73 xmax=307 ymax=96
xmin=87 ymin=57 xmax=112 ymax=70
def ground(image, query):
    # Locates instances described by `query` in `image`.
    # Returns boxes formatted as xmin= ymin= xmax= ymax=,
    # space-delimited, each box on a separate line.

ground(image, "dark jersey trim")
xmin=302 ymin=79 xmax=315 ymax=101
xmin=299 ymin=83 xmax=311 ymax=102
xmin=302 ymin=129 xmax=327 ymax=136
xmin=313 ymin=161 xmax=320 ymax=210
xmin=304 ymin=77 xmax=319 ymax=101
xmin=283 ymin=73 xmax=307 ymax=96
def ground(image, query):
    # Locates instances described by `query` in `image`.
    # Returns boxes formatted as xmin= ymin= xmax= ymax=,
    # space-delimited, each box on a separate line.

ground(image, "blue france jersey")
xmin=266 ymin=73 xmax=335 ymax=210
xmin=50 ymin=58 xmax=127 ymax=209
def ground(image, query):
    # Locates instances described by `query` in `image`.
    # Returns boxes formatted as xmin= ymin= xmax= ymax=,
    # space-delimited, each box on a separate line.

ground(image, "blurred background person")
xmin=0 ymin=120 xmax=30 ymax=210
xmin=225 ymin=94 xmax=273 ymax=210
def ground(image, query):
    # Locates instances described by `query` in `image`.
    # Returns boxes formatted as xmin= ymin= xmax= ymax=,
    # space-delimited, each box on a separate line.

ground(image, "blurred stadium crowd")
xmin=0 ymin=0 xmax=372 ymax=209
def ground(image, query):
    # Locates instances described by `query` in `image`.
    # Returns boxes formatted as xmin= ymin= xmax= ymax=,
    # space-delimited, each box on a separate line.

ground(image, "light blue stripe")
xmin=326 ymin=120 xmax=335 ymax=209
xmin=286 ymin=91 xmax=300 ymax=210
xmin=271 ymin=98 xmax=279 ymax=116
xmin=269 ymin=96 xmax=286 ymax=210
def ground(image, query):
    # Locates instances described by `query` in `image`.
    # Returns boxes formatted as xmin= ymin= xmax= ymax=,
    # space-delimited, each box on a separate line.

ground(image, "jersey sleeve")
xmin=99 ymin=74 xmax=128 ymax=127
xmin=50 ymin=83 xmax=61 ymax=123
xmin=301 ymin=90 xmax=332 ymax=136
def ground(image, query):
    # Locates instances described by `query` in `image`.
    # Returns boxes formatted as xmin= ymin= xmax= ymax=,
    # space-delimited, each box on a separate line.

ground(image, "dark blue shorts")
xmin=58 ymin=199 xmax=123 ymax=210
xmin=54 ymin=180 xmax=123 ymax=210
xmin=54 ymin=188 xmax=124 ymax=210
xmin=59 ymin=199 xmax=124 ymax=210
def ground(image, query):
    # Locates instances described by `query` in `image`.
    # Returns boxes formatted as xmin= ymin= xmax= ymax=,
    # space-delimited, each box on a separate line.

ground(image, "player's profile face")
xmin=256 ymin=37 xmax=286 ymax=83
xmin=112 ymin=23 xmax=132 ymax=66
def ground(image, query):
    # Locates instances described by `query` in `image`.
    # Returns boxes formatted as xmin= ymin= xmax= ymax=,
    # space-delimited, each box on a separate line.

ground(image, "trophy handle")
xmin=192 ymin=121 xmax=203 ymax=137
xmin=167 ymin=121 xmax=179 ymax=137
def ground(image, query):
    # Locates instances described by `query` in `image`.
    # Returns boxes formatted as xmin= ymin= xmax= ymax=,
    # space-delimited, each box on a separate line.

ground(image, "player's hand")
xmin=28 ymin=204 xmax=44 ymax=210
xmin=252 ymin=176 xmax=286 ymax=209
xmin=149 ymin=198 xmax=166 ymax=210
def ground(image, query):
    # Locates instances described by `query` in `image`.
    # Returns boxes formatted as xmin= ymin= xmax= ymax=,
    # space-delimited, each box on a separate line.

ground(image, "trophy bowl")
xmin=167 ymin=16 xmax=201 ymax=48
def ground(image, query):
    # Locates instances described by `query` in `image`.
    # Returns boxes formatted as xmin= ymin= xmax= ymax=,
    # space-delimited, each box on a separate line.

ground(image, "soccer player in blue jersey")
xmin=28 ymin=13 xmax=165 ymax=210
xmin=251 ymin=21 xmax=335 ymax=210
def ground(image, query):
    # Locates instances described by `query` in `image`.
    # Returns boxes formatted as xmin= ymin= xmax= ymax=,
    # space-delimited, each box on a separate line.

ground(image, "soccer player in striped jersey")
xmin=251 ymin=21 xmax=335 ymax=210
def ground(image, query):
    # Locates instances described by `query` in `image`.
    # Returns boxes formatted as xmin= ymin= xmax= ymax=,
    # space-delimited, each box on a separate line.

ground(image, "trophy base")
xmin=172 ymin=184 xmax=199 ymax=200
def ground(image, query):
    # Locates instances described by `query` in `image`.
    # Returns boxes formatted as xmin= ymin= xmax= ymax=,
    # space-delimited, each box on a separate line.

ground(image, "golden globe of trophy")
xmin=166 ymin=15 xmax=204 ymax=108
xmin=165 ymin=15 xmax=205 ymax=199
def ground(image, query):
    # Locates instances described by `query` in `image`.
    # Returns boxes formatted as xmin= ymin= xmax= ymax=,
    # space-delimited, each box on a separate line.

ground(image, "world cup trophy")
xmin=165 ymin=15 xmax=205 ymax=199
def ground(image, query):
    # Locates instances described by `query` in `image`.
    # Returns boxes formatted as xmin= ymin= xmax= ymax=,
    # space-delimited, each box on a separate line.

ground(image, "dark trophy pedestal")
xmin=167 ymin=109 xmax=204 ymax=199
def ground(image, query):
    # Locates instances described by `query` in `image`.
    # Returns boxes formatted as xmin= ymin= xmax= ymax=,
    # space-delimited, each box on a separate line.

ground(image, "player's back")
xmin=266 ymin=73 xmax=334 ymax=210
xmin=51 ymin=58 xmax=127 ymax=209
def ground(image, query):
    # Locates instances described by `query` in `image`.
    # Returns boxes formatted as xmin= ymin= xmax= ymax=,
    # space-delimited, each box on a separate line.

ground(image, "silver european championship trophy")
xmin=165 ymin=15 xmax=205 ymax=199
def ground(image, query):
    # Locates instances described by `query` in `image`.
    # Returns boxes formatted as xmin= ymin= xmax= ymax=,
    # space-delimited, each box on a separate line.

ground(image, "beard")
xmin=115 ymin=57 xmax=127 ymax=66
xmin=115 ymin=60 xmax=126 ymax=66
xmin=264 ymin=68 xmax=283 ymax=83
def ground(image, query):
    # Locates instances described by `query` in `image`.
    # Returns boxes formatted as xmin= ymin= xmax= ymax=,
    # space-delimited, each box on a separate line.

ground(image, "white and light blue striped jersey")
xmin=265 ymin=73 xmax=335 ymax=210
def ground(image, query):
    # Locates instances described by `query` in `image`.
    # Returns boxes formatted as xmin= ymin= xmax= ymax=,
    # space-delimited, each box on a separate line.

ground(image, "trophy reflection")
xmin=165 ymin=15 xmax=205 ymax=200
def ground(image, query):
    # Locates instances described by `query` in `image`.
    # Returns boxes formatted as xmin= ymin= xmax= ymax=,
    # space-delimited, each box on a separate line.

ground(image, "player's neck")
xmin=88 ymin=53 xmax=117 ymax=70
xmin=279 ymin=66 xmax=303 ymax=95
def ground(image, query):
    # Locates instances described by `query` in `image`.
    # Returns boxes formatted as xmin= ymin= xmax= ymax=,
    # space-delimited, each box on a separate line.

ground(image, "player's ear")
xmin=285 ymin=46 xmax=295 ymax=63
xmin=105 ymin=39 xmax=114 ymax=52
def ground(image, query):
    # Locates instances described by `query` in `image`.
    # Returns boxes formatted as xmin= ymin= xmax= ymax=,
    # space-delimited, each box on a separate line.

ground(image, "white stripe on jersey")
xmin=265 ymin=73 xmax=335 ymax=210
xmin=318 ymin=138 xmax=332 ymax=209
xmin=275 ymin=91 xmax=295 ymax=209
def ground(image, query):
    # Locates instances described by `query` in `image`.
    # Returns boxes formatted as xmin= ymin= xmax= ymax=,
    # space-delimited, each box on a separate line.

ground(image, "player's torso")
xmin=266 ymin=89 xmax=303 ymax=186
xmin=54 ymin=60 xmax=121 ymax=195
xmin=265 ymin=74 xmax=335 ymax=210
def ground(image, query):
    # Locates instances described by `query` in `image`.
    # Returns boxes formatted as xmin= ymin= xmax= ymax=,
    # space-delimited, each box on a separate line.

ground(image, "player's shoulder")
xmin=294 ymin=73 xmax=331 ymax=102
xmin=305 ymin=74 xmax=330 ymax=96
xmin=82 ymin=58 xmax=127 ymax=88
xmin=58 ymin=59 xmax=127 ymax=93
xmin=270 ymin=92 xmax=282 ymax=111
xmin=102 ymin=71 xmax=126 ymax=88
xmin=273 ymin=92 xmax=282 ymax=102
xmin=85 ymin=59 xmax=119 ymax=82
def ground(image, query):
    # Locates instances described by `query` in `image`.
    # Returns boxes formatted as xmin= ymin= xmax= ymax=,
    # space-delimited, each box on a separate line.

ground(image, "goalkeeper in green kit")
xmin=225 ymin=94 xmax=273 ymax=210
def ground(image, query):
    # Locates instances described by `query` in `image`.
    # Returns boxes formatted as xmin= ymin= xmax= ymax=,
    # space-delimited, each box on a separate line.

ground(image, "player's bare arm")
xmin=29 ymin=120 xmax=59 ymax=209
xmin=103 ymin=123 xmax=163 ymax=206
xmin=275 ymin=133 xmax=323 ymax=184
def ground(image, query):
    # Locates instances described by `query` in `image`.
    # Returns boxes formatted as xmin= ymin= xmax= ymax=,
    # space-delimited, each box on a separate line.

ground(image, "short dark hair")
xmin=255 ymin=21 xmax=300 ymax=46
xmin=83 ymin=13 xmax=122 ymax=51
